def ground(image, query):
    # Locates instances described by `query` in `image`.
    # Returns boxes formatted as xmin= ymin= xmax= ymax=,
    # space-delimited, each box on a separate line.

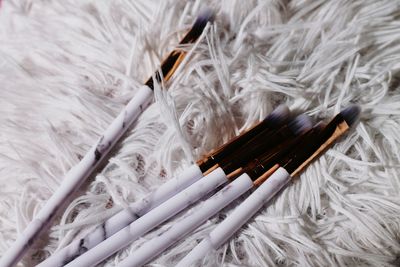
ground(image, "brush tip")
xmin=267 ymin=104 xmax=291 ymax=125
xmin=289 ymin=114 xmax=313 ymax=135
xmin=340 ymin=105 xmax=361 ymax=127
xmin=194 ymin=9 xmax=215 ymax=29
xmin=180 ymin=9 xmax=214 ymax=44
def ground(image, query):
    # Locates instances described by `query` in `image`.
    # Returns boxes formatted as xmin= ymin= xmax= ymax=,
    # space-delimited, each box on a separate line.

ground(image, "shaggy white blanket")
xmin=1 ymin=0 xmax=400 ymax=266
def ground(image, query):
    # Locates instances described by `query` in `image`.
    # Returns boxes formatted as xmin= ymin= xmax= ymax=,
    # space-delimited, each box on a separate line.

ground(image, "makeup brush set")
xmin=0 ymin=10 xmax=361 ymax=267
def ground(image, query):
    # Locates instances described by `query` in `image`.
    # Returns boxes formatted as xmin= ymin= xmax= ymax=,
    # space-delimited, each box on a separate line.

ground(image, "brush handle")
xmin=176 ymin=167 xmax=290 ymax=267
xmin=0 ymin=86 xmax=153 ymax=267
xmin=63 ymin=167 xmax=228 ymax=267
xmin=36 ymin=164 xmax=203 ymax=267
xmin=118 ymin=173 xmax=254 ymax=267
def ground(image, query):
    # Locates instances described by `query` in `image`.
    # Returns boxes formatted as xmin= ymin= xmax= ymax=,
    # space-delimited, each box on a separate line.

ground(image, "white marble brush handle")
xmin=37 ymin=164 xmax=203 ymax=267
xmin=0 ymin=86 xmax=153 ymax=267
xmin=117 ymin=173 xmax=254 ymax=267
xmin=176 ymin=167 xmax=291 ymax=267
xmin=64 ymin=167 xmax=228 ymax=267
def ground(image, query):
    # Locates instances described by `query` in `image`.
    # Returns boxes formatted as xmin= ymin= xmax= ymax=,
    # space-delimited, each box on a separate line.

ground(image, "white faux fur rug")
xmin=1 ymin=0 xmax=400 ymax=266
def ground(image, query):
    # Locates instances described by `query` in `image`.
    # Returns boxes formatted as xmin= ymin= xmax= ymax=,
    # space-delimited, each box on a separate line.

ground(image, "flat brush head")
xmin=288 ymin=114 xmax=313 ymax=135
xmin=340 ymin=105 xmax=361 ymax=127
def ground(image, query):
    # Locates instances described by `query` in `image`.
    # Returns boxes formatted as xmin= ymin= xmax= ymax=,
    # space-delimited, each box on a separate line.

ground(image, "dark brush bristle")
xmin=266 ymin=104 xmax=290 ymax=126
xmin=193 ymin=9 xmax=215 ymax=29
xmin=180 ymin=9 xmax=214 ymax=44
xmin=288 ymin=114 xmax=313 ymax=135
xmin=340 ymin=105 xmax=361 ymax=127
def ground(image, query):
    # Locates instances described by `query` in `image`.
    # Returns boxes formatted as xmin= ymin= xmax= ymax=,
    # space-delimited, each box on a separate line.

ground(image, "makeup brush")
xmin=62 ymin=115 xmax=313 ymax=267
xmin=37 ymin=104 xmax=290 ymax=267
xmin=115 ymin=124 xmax=317 ymax=267
xmin=0 ymin=10 xmax=214 ymax=267
xmin=176 ymin=105 xmax=361 ymax=267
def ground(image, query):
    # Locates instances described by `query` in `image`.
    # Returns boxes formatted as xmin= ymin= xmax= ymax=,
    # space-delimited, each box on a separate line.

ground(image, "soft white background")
xmin=1 ymin=0 xmax=400 ymax=266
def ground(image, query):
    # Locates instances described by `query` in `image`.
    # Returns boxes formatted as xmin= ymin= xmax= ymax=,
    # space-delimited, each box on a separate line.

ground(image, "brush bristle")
xmin=340 ymin=105 xmax=361 ymax=127
xmin=180 ymin=9 xmax=214 ymax=45
xmin=193 ymin=9 xmax=214 ymax=30
xmin=266 ymin=104 xmax=290 ymax=126
xmin=288 ymin=114 xmax=313 ymax=135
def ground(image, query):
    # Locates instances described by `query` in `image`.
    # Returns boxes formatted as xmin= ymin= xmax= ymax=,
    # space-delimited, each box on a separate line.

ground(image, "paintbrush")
xmin=37 ymin=104 xmax=289 ymax=267
xmin=0 ymin=10 xmax=214 ymax=267
xmin=176 ymin=105 xmax=361 ymax=267
xmin=61 ymin=115 xmax=313 ymax=267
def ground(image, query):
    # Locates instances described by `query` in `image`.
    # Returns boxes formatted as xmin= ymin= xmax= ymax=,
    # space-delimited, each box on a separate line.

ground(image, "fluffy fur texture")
xmin=1 ymin=0 xmax=400 ymax=266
